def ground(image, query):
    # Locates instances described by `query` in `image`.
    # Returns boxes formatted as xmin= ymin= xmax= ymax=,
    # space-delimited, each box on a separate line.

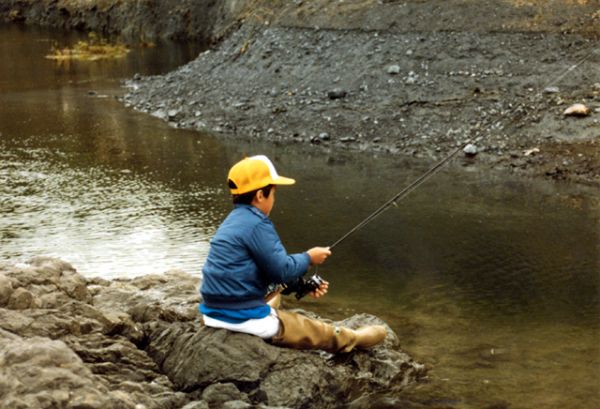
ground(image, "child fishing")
xmin=199 ymin=155 xmax=386 ymax=352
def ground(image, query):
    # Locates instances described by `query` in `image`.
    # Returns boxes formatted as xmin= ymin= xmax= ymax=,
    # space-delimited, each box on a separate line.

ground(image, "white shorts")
xmin=202 ymin=307 xmax=281 ymax=339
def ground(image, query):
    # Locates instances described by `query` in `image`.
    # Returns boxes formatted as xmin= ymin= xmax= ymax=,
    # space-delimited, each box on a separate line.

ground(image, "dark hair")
xmin=231 ymin=183 xmax=273 ymax=205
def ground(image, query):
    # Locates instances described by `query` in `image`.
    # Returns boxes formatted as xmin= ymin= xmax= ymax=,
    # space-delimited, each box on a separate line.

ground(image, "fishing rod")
xmin=283 ymin=46 xmax=598 ymax=299
xmin=329 ymin=140 xmax=471 ymax=250
xmin=327 ymin=47 xmax=599 ymax=251
xmin=282 ymin=141 xmax=471 ymax=299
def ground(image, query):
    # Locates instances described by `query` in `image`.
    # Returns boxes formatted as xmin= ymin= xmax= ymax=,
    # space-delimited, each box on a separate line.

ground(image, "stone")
xmin=202 ymin=383 xmax=247 ymax=407
xmin=181 ymin=401 xmax=209 ymax=409
xmin=223 ymin=401 xmax=253 ymax=409
xmin=0 ymin=274 xmax=13 ymax=306
xmin=327 ymin=88 xmax=347 ymax=99
xmin=563 ymin=103 xmax=590 ymax=116
xmin=168 ymin=109 xmax=181 ymax=119
xmin=0 ymin=258 xmax=425 ymax=409
xmin=151 ymin=109 xmax=168 ymax=120
xmin=0 ymin=336 xmax=135 ymax=409
xmin=463 ymin=143 xmax=478 ymax=156
xmin=386 ymin=65 xmax=401 ymax=74
xmin=543 ymin=86 xmax=559 ymax=94
xmin=8 ymin=287 xmax=36 ymax=310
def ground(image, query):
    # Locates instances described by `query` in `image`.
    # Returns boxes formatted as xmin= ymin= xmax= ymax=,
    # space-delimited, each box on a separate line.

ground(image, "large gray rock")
xmin=146 ymin=313 xmax=426 ymax=408
xmin=0 ymin=258 xmax=426 ymax=409
xmin=0 ymin=335 xmax=136 ymax=409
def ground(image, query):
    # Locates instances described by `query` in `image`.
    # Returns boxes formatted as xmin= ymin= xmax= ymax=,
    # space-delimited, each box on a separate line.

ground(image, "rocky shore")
xmin=0 ymin=258 xmax=426 ymax=409
xmin=122 ymin=21 xmax=599 ymax=186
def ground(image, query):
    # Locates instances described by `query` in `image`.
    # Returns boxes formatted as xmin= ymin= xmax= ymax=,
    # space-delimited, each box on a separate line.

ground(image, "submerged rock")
xmin=0 ymin=258 xmax=426 ymax=408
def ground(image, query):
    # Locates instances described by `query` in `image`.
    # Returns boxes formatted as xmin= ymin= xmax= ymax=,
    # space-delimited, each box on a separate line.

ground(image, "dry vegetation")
xmin=46 ymin=32 xmax=130 ymax=61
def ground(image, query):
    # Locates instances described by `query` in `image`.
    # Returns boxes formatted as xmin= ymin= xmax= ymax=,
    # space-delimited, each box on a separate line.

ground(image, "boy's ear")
xmin=255 ymin=189 xmax=264 ymax=201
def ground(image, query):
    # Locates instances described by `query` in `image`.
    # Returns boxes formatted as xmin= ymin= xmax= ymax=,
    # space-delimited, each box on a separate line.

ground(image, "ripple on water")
xmin=0 ymin=145 xmax=216 ymax=278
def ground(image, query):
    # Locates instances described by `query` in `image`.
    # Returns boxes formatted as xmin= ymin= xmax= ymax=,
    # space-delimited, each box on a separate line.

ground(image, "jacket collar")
xmin=234 ymin=203 xmax=268 ymax=220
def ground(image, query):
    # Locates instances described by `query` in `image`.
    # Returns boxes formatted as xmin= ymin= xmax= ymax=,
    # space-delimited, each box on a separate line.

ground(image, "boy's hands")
xmin=307 ymin=247 xmax=331 ymax=265
xmin=310 ymin=280 xmax=329 ymax=298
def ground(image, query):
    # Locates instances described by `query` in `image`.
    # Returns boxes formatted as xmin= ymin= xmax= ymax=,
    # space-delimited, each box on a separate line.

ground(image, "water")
xmin=1 ymin=23 xmax=599 ymax=409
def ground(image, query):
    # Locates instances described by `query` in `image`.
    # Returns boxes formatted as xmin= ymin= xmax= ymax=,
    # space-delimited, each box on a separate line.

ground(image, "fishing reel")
xmin=281 ymin=274 xmax=325 ymax=300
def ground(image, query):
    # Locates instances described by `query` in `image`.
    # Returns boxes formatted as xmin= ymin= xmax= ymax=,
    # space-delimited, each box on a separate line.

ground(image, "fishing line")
xmin=328 ymin=141 xmax=469 ymax=249
xmin=326 ymin=46 xmax=598 ymax=251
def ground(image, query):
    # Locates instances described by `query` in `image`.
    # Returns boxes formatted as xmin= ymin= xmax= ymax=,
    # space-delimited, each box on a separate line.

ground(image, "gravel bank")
xmin=123 ymin=23 xmax=600 ymax=185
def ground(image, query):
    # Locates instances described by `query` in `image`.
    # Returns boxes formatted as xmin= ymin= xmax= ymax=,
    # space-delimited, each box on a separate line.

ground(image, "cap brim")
xmin=271 ymin=176 xmax=295 ymax=185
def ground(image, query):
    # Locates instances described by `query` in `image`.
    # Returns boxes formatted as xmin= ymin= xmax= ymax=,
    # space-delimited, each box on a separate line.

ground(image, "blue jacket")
xmin=200 ymin=204 xmax=310 ymax=309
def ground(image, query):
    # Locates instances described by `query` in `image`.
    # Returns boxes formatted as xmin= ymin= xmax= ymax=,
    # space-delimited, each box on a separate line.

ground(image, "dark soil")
xmin=123 ymin=23 xmax=600 ymax=185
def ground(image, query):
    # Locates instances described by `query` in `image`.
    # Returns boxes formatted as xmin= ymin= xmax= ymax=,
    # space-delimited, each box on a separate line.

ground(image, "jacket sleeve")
xmin=246 ymin=219 xmax=310 ymax=284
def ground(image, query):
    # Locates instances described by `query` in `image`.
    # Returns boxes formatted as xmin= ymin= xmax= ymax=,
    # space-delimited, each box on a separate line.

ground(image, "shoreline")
xmin=2 ymin=0 xmax=598 ymax=186
xmin=0 ymin=257 xmax=426 ymax=409
xmin=123 ymin=23 xmax=599 ymax=186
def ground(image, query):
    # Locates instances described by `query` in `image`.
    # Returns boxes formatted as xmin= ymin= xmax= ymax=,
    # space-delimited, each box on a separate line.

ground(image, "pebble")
xmin=563 ymin=103 xmax=590 ymax=117
xmin=328 ymin=88 xmax=347 ymax=99
xmin=318 ymin=132 xmax=330 ymax=141
xmin=543 ymin=86 xmax=559 ymax=94
xmin=386 ymin=65 xmax=401 ymax=75
xmin=151 ymin=109 xmax=167 ymax=120
xmin=463 ymin=143 xmax=478 ymax=156
xmin=168 ymin=109 xmax=180 ymax=119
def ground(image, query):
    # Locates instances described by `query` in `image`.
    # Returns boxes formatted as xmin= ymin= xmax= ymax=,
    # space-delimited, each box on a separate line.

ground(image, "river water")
xmin=1 ymin=24 xmax=598 ymax=409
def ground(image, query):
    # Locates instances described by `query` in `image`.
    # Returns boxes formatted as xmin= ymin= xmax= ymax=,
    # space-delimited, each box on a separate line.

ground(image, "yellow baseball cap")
xmin=227 ymin=155 xmax=295 ymax=194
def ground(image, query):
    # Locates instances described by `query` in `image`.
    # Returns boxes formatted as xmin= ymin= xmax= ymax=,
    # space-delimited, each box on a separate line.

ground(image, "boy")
xmin=200 ymin=155 xmax=386 ymax=353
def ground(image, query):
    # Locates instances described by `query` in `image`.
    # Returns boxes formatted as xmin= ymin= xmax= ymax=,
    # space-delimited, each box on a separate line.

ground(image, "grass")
xmin=46 ymin=33 xmax=130 ymax=61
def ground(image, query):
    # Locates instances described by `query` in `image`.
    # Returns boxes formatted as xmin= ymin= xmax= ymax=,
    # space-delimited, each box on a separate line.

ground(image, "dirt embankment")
xmin=122 ymin=0 xmax=600 ymax=185
xmin=0 ymin=0 xmax=244 ymax=42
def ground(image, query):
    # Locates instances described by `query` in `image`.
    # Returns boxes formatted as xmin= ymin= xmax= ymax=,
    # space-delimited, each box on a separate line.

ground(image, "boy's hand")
xmin=310 ymin=280 xmax=329 ymax=298
xmin=307 ymin=247 xmax=331 ymax=265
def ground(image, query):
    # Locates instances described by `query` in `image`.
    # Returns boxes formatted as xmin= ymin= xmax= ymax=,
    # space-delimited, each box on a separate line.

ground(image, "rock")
xmin=151 ymin=109 xmax=168 ymax=120
xmin=0 ymin=258 xmax=425 ymax=409
xmin=0 ymin=336 xmax=135 ymax=409
xmin=327 ymin=88 xmax=347 ymax=99
xmin=223 ymin=401 xmax=253 ymax=409
xmin=0 ymin=274 xmax=13 ymax=306
xmin=543 ymin=86 xmax=560 ymax=94
xmin=524 ymin=147 xmax=540 ymax=156
xmin=8 ymin=287 xmax=37 ymax=310
xmin=145 ymin=313 xmax=425 ymax=408
xmin=563 ymin=103 xmax=590 ymax=117
xmin=181 ymin=401 xmax=209 ymax=409
xmin=319 ymin=132 xmax=330 ymax=141
xmin=386 ymin=65 xmax=401 ymax=75
xmin=463 ymin=143 xmax=478 ymax=156
xmin=168 ymin=109 xmax=181 ymax=119
xmin=202 ymin=383 xmax=248 ymax=407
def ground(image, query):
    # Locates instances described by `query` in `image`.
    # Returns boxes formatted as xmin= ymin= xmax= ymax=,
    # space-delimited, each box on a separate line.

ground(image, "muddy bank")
xmin=0 ymin=0 xmax=244 ymax=42
xmin=0 ymin=258 xmax=426 ymax=409
xmin=123 ymin=22 xmax=599 ymax=185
